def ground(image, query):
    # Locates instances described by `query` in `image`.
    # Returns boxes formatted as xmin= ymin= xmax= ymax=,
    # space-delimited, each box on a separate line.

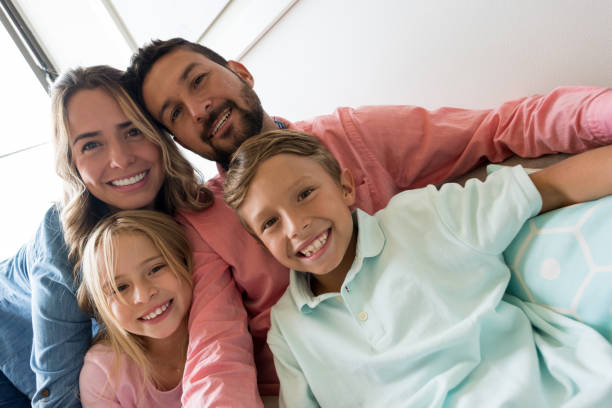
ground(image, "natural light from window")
xmin=0 ymin=27 xmax=62 ymax=259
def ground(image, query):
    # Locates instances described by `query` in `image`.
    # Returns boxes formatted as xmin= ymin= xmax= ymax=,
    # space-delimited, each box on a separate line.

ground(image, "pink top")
xmin=176 ymin=86 xmax=612 ymax=406
xmin=79 ymin=344 xmax=181 ymax=408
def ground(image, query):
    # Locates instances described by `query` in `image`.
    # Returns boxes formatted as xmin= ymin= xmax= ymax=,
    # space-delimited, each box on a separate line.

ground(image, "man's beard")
xmin=201 ymin=83 xmax=264 ymax=170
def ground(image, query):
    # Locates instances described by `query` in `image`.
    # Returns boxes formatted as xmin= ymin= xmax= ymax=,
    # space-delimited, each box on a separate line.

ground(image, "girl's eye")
xmin=262 ymin=217 xmax=278 ymax=232
xmin=126 ymin=127 xmax=142 ymax=138
xmin=298 ymin=188 xmax=314 ymax=201
xmin=115 ymin=283 xmax=129 ymax=293
xmin=150 ymin=264 xmax=166 ymax=275
xmin=81 ymin=141 xmax=100 ymax=153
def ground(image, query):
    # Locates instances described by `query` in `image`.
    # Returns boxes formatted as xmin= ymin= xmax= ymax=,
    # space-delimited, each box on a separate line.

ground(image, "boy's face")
xmin=239 ymin=154 xmax=356 ymax=276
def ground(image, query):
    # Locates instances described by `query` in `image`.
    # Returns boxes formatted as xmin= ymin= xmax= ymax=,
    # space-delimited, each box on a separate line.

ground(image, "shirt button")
xmin=40 ymin=388 xmax=50 ymax=398
xmin=358 ymin=311 xmax=368 ymax=321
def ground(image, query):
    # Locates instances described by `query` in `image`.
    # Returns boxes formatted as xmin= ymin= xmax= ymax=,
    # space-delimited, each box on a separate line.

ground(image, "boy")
xmin=224 ymin=129 xmax=612 ymax=407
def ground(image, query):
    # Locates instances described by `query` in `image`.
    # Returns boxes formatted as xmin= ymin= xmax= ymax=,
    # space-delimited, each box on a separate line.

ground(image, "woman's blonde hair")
xmin=50 ymin=65 xmax=212 ymax=268
xmin=78 ymin=210 xmax=192 ymax=389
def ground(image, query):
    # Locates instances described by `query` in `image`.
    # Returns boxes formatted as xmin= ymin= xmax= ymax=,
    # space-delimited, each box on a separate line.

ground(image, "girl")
xmin=78 ymin=210 xmax=192 ymax=407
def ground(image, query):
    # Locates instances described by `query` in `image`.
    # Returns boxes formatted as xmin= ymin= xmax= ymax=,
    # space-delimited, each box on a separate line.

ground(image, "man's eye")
xmin=193 ymin=74 xmax=205 ymax=88
xmin=298 ymin=188 xmax=314 ymax=201
xmin=262 ymin=217 xmax=278 ymax=231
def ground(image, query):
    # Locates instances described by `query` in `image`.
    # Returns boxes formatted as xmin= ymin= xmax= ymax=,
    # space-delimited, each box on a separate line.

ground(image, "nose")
xmin=108 ymin=139 xmax=136 ymax=169
xmin=284 ymin=210 xmax=311 ymax=239
xmin=185 ymin=95 xmax=212 ymax=124
xmin=132 ymin=281 xmax=157 ymax=304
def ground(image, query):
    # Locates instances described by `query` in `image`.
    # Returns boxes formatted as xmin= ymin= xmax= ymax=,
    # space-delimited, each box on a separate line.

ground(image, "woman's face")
xmin=67 ymin=88 xmax=164 ymax=211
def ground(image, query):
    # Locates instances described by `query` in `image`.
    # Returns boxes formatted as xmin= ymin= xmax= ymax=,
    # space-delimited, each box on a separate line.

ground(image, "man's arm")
xmin=530 ymin=144 xmax=612 ymax=213
xmin=181 ymin=221 xmax=263 ymax=408
xmin=346 ymin=86 xmax=612 ymax=189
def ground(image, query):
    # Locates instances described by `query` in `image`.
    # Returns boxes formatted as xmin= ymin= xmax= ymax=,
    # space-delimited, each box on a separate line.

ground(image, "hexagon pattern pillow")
xmin=489 ymin=165 xmax=612 ymax=341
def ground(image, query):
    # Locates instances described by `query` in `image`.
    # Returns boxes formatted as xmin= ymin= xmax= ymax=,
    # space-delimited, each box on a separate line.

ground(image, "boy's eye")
xmin=262 ymin=217 xmax=278 ymax=232
xmin=298 ymin=188 xmax=314 ymax=201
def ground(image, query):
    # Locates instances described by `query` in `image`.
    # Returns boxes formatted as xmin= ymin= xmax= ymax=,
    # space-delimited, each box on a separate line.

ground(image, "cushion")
xmin=488 ymin=164 xmax=612 ymax=341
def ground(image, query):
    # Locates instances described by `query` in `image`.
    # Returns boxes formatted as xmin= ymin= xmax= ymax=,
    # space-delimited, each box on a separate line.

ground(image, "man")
xmin=126 ymin=37 xmax=612 ymax=407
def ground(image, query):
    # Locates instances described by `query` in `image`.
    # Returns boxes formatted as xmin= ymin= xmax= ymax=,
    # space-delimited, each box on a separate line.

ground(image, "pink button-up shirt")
xmin=176 ymin=86 xmax=612 ymax=407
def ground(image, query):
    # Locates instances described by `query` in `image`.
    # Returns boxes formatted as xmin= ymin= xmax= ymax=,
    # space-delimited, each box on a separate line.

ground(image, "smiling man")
xmin=126 ymin=37 xmax=612 ymax=407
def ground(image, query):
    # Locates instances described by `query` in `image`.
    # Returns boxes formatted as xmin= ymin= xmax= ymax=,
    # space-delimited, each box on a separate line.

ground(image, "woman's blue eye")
xmin=170 ymin=107 xmax=182 ymax=123
xmin=81 ymin=141 xmax=100 ymax=152
xmin=126 ymin=127 xmax=142 ymax=137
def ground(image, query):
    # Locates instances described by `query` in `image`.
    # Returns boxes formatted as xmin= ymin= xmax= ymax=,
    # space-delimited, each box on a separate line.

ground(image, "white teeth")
xmin=300 ymin=231 xmax=329 ymax=257
xmin=142 ymin=301 xmax=170 ymax=320
xmin=211 ymin=110 xmax=231 ymax=136
xmin=111 ymin=171 xmax=146 ymax=187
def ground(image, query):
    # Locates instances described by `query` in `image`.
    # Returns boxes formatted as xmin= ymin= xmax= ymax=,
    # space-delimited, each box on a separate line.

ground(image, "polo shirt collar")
xmin=290 ymin=209 xmax=386 ymax=313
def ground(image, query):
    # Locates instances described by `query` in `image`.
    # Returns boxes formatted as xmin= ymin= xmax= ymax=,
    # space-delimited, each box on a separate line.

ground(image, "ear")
xmin=339 ymin=168 xmax=356 ymax=206
xmin=227 ymin=60 xmax=254 ymax=88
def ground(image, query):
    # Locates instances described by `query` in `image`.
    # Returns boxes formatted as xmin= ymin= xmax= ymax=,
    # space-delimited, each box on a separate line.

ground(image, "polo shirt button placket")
xmin=358 ymin=311 xmax=368 ymax=321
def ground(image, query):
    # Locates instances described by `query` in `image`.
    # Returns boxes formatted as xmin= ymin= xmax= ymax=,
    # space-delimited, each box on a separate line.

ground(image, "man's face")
xmin=142 ymin=49 xmax=265 ymax=168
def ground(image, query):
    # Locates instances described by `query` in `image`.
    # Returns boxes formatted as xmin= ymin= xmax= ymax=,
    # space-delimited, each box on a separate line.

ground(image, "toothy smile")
xmin=298 ymin=230 xmax=329 ymax=257
xmin=140 ymin=300 xmax=171 ymax=320
xmin=110 ymin=171 xmax=147 ymax=187
xmin=211 ymin=109 xmax=231 ymax=138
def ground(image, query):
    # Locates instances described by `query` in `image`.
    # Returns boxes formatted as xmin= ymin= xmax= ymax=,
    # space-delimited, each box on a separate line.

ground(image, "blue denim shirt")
xmin=0 ymin=205 xmax=92 ymax=407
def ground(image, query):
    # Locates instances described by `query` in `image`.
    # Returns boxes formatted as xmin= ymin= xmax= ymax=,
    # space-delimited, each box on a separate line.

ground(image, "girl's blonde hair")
xmin=50 ymin=65 xmax=212 ymax=268
xmin=78 ymin=210 xmax=193 ymax=389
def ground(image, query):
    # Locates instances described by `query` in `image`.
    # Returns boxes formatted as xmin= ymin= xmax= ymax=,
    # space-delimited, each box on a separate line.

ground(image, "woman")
xmin=0 ymin=66 xmax=256 ymax=407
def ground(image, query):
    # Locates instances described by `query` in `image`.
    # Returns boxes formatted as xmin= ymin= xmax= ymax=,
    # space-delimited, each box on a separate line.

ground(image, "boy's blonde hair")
xmin=50 ymin=65 xmax=211 ymax=269
xmin=224 ymin=129 xmax=342 ymax=216
xmin=78 ymin=210 xmax=192 ymax=389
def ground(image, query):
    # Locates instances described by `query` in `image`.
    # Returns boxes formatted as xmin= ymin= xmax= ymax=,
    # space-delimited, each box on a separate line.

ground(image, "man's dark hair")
xmin=124 ymin=38 xmax=229 ymax=119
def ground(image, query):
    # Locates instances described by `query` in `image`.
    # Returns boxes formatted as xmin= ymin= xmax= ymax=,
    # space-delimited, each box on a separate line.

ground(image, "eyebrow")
xmin=72 ymin=121 xmax=133 ymax=146
xmin=112 ymin=254 xmax=164 ymax=281
xmin=158 ymin=62 xmax=198 ymax=122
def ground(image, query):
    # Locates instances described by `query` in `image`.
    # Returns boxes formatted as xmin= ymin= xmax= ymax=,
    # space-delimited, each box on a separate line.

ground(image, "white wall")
xmin=208 ymin=0 xmax=612 ymax=120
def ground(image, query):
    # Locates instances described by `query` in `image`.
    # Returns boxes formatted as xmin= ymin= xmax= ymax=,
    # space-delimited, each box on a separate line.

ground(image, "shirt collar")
xmin=290 ymin=209 xmax=386 ymax=313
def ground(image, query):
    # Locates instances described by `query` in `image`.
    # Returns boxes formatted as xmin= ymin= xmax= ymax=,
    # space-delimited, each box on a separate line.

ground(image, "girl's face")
xmin=67 ymin=88 xmax=165 ymax=211
xmin=106 ymin=232 xmax=192 ymax=341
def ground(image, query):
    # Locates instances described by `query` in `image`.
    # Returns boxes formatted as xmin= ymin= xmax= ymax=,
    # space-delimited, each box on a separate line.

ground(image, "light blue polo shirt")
xmin=267 ymin=166 xmax=612 ymax=407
